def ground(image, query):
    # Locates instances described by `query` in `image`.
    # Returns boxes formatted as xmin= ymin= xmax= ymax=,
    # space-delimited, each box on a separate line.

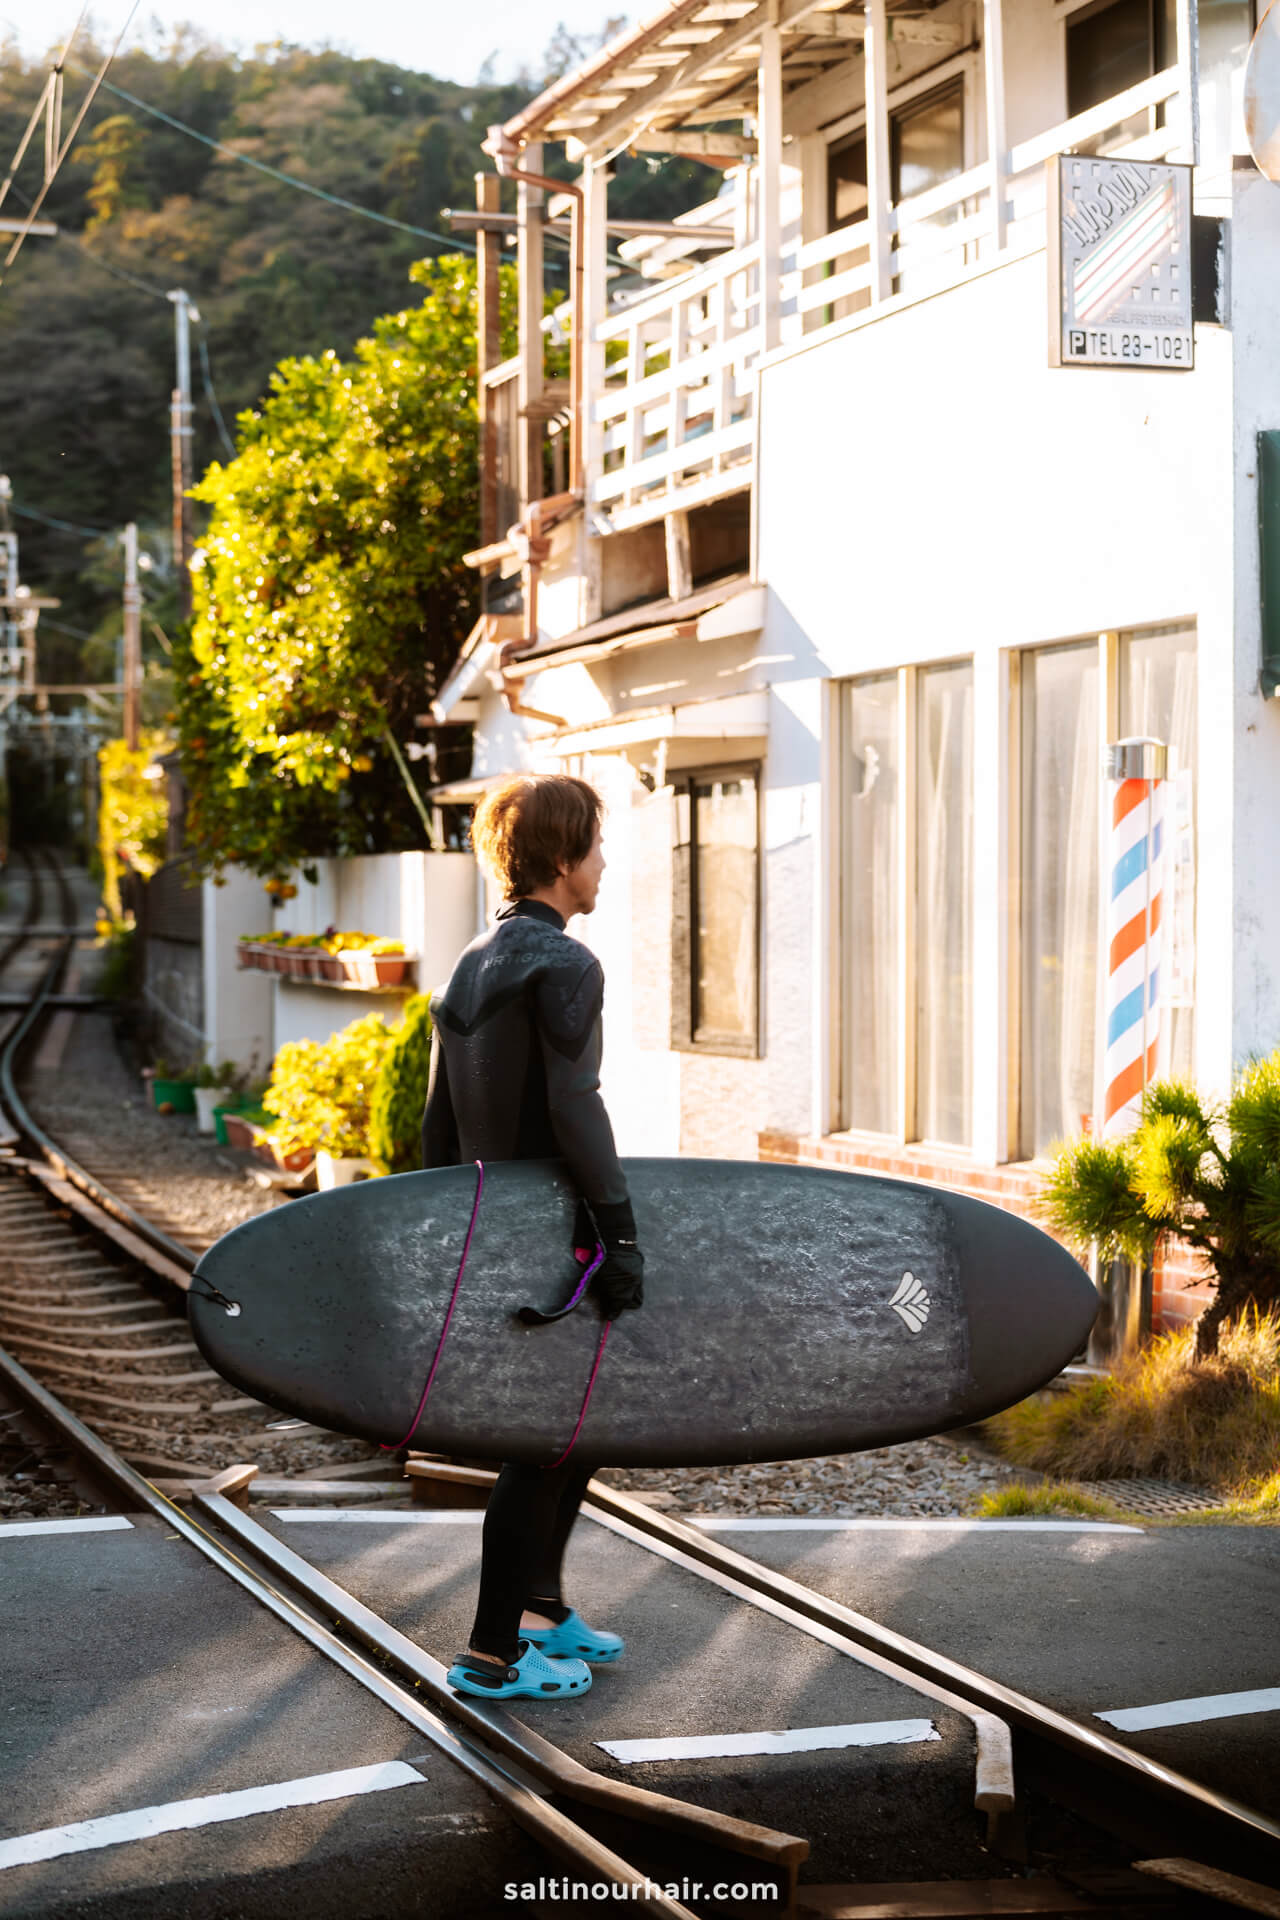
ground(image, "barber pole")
xmin=1103 ymin=738 xmax=1168 ymax=1137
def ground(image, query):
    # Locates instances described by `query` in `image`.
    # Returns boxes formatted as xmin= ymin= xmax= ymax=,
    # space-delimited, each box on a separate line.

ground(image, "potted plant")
xmin=193 ymin=1059 xmax=240 ymax=1134
xmin=149 ymin=1057 xmax=198 ymax=1115
xmin=1039 ymin=1052 xmax=1280 ymax=1359
xmin=262 ymin=1013 xmax=397 ymax=1188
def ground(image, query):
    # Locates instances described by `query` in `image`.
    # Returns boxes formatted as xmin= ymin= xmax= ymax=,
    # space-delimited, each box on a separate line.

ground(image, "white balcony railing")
xmin=586 ymin=67 xmax=1186 ymax=531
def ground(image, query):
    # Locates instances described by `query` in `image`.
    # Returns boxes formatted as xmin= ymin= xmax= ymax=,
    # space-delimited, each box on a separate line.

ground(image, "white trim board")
xmin=598 ymin=1720 xmax=939 ymax=1764
xmin=0 ymin=1516 xmax=134 ymax=1539
xmin=687 ymin=1517 xmax=1144 ymax=1534
xmin=271 ymin=1509 xmax=483 ymax=1525
xmin=0 ymin=1762 xmax=427 ymax=1872
xmin=1096 ymin=1688 xmax=1280 ymax=1732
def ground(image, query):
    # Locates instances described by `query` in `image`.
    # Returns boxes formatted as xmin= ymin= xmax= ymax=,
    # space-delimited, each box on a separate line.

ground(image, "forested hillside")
xmin=0 ymin=27 xmax=712 ymax=680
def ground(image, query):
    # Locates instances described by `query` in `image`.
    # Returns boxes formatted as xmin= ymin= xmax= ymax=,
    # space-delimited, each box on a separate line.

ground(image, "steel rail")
xmin=581 ymin=1479 xmax=1280 ymax=1876
xmin=192 ymin=1480 xmax=808 ymax=1902
xmin=0 ymin=1339 xmax=701 ymax=1920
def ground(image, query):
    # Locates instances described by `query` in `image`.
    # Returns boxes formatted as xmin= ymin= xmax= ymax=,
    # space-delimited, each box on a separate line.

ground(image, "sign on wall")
xmin=1047 ymin=156 xmax=1193 ymax=370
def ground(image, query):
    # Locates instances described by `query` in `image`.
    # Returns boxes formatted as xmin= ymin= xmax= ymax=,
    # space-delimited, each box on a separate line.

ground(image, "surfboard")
xmin=188 ymin=1158 xmax=1097 ymax=1467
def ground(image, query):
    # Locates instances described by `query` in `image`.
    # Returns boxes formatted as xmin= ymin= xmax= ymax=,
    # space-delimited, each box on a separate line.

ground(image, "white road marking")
xmin=0 ymin=1516 xmax=134 ymax=1539
xmin=0 ymin=1762 xmax=427 ymax=1871
xmin=688 ymin=1517 xmax=1143 ymax=1534
xmin=1096 ymin=1687 xmax=1280 ymax=1732
xmin=271 ymin=1509 xmax=483 ymax=1524
xmin=598 ymin=1720 xmax=939 ymax=1764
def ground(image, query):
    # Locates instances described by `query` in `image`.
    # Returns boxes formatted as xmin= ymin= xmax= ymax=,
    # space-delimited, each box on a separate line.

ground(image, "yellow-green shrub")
xmin=263 ymin=1013 xmax=397 ymax=1159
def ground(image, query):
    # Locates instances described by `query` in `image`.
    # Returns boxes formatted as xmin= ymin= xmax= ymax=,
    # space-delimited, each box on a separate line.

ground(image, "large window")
xmin=915 ymin=662 xmax=974 ymax=1146
xmin=838 ymin=663 xmax=973 ymax=1147
xmin=1065 ymin=0 xmax=1177 ymax=148
xmin=671 ymin=769 xmax=759 ymax=1055
xmin=1019 ymin=642 xmax=1101 ymax=1158
xmin=841 ymin=675 xmax=900 ymax=1135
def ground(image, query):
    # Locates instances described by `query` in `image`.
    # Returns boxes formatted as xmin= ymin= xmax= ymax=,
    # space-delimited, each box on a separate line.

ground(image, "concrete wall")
xmin=144 ymin=937 xmax=205 ymax=1071
xmin=201 ymin=852 xmax=480 ymax=1068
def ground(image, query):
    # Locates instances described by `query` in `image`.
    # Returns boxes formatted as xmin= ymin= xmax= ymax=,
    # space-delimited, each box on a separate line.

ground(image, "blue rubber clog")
xmin=522 ymin=1608 xmax=625 ymax=1665
xmin=446 ymin=1640 xmax=592 ymax=1699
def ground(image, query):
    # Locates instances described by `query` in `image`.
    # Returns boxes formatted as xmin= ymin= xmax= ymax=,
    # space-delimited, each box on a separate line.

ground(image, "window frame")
xmin=670 ymin=762 xmax=762 ymax=1060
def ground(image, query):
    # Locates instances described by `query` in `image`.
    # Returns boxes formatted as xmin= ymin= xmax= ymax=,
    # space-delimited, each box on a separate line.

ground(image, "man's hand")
xmin=591 ymin=1245 xmax=644 ymax=1319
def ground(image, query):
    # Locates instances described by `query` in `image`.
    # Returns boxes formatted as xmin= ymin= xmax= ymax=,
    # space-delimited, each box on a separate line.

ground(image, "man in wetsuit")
xmin=421 ymin=772 xmax=643 ymax=1701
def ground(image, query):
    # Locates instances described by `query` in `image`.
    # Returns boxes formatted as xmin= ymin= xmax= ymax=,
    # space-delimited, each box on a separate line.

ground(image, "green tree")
xmin=177 ymin=254 xmax=514 ymax=876
xmin=1039 ymin=1064 xmax=1280 ymax=1358
xmin=369 ymin=993 xmax=434 ymax=1173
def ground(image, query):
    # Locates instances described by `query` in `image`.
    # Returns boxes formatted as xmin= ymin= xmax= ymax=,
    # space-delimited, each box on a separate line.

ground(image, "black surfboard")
xmin=188 ymin=1158 xmax=1097 ymax=1467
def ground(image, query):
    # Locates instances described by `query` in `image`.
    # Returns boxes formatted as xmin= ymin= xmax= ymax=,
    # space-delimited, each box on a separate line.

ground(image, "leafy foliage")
xmin=263 ymin=1011 xmax=397 ymax=1159
xmin=985 ymin=1310 xmax=1280 ymax=1497
xmin=369 ymin=993 xmax=434 ymax=1173
xmin=0 ymin=33 xmax=717 ymax=679
xmin=177 ymin=255 xmax=514 ymax=875
xmin=97 ymin=731 xmax=172 ymax=921
xmin=1039 ymin=1065 xmax=1280 ymax=1355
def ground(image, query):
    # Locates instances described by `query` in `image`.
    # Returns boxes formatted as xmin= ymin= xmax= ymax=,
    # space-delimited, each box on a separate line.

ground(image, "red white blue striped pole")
xmin=1103 ymin=737 xmax=1168 ymax=1137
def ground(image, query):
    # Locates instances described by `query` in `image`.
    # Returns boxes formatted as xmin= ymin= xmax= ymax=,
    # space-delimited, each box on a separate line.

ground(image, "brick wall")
xmin=758 ymin=1128 xmax=1209 ymax=1339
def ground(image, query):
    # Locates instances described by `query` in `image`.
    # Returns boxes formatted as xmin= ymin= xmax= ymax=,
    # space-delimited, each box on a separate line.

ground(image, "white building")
xmin=434 ymin=0 xmax=1279 ymax=1333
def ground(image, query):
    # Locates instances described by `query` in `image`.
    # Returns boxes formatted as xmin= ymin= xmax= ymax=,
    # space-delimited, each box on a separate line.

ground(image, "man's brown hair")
xmin=471 ymin=774 xmax=603 ymax=898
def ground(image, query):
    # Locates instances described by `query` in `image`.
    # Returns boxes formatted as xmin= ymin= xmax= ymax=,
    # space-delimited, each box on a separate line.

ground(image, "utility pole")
xmin=122 ymin=522 xmax=141 ymax=750
xmin=167 ymin=289 xmax=196 ymax=622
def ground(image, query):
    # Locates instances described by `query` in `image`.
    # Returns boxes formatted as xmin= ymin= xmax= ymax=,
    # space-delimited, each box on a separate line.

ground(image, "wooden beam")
xmin=584 ymin=0 xmax=844 ymax=158
xmin=517 ymin=143 xmax=544 ymax=513
xmin=664 ymin=511 xmax=693 ymax=602
xmin=758 ymin=20 xmax=783 ymax=353
xmin=864 ymin=0 xmax=893 ymax=305
xmin=983 ymin=0 xmax=1008 ymax=251
xmin=476 ymin=172 xmax=501 ymax=547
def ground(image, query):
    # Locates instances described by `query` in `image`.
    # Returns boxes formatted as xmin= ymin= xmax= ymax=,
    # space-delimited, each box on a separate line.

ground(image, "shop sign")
xmin=1047 ymin=155 xmax=1193 ymax=370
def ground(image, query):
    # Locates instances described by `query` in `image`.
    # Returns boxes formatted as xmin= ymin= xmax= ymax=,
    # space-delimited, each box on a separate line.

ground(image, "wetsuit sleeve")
xmin=533 ymin=955 xmax=633 ymax=1226
xmin=420 ymin=1026 xmax=462 ymax=1169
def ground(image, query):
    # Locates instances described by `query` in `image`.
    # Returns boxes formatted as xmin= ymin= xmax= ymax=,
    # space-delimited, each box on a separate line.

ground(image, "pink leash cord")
xmin=382 ymin=1158 xmax=486 ymax=1452
xmin=541 ymin=1321 xmax=609 ymax=1471
xmin=384 ymin=1159 xmax=610 ymax=1465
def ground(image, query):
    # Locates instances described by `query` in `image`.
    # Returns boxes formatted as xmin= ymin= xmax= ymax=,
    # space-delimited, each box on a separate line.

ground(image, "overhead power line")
xmin=12 ymin=501 xmax=112 ymax=538
xmin=197 ymin=331 xmax=236 ymax=460
xmin=77 ymin=68 xmax=480 ymax=256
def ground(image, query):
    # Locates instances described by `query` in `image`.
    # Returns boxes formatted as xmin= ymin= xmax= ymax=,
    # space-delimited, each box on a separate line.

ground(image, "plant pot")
xmin=272 ymin=1138 xmax=315 ymax=1173
xmin=222 ymin=1112 xmax=260 ymax=1152
xmin=212 ymin=1102 xmax=249 ymax=1147
xmin=319 ymin=953 xmax=343 ymax=982
xmin=151 ymin=1077 xmax=196 ymax=1115
xmin=336 ymin=948 xmax=375 ymax=988
xmin=316 ymin=1150 xmax=377 ymax=1189
xmin=194 ymin=1086 xmax=233 ymax=1135
xmin=372 ymin=955 xmax=409 ymax=986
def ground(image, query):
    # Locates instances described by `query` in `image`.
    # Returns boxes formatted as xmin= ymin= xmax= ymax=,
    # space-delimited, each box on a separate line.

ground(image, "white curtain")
xmin=917 ymin=664 xmax=973 ymax=1146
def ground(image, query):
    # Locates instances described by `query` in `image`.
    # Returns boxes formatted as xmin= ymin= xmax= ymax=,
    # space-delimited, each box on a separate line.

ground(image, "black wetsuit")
xmin=420 ymin=897 xmax=634 ymax=1661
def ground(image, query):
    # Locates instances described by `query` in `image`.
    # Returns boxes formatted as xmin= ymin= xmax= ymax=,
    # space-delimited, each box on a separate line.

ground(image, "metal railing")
xmin=584 ymin=68 xmax=1185 ymax=529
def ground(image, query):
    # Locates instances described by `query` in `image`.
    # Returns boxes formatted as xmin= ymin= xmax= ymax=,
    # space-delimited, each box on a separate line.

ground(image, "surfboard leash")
xmin=382 ymin=1157 xmax=486 ymax=1453
xmin=541 ymin=1321 xmax=609 ymax=1471
xmin=383 ymin=1160 xmax=611 ymax=1465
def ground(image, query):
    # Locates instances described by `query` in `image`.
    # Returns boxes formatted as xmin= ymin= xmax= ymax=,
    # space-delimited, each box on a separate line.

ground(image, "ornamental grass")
xmin=984 ymin=1310 xmax=1280 ymax=1499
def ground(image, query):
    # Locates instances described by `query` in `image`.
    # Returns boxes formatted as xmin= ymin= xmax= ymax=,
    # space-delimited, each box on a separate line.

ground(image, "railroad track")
xmin=1 ymin=850 xmax=1279 ymax=1918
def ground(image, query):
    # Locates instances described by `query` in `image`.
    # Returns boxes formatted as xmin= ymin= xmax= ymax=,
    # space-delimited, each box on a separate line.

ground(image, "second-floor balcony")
xmin=477 ymin=0 xmax=1243 ymax=546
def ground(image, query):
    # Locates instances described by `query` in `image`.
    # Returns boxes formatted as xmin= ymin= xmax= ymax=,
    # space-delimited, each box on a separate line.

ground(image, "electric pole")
xmin=122 ymin=522 xmax=141 ymax=750
xmin=167 ymin=288 xmax=196 ymax=622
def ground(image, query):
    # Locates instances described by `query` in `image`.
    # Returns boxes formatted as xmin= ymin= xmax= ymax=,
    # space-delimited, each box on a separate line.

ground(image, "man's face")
xmin=563 ymin=823 xmax=605 ymax=916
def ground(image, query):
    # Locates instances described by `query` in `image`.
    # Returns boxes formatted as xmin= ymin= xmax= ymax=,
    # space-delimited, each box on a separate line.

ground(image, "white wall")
xmin=755 ymin=235 xmax=1236 ymax=1140
xmin=1225 ymin=174 xmax=1280 ymax=1077
xmin=202 ymin=866 xmax=273 ymax=1076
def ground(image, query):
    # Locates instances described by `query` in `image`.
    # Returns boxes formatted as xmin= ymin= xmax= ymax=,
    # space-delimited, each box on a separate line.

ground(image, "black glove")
xmin=591 ymin=1245 xmax=644 ymax=1319
xmin=574 ymin=1197 xmax=644 ymax=1319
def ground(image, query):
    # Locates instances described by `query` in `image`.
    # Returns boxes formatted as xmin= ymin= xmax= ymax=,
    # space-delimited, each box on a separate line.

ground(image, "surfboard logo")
xmin=888 ymin=1272 xmax=931 ymax=1334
